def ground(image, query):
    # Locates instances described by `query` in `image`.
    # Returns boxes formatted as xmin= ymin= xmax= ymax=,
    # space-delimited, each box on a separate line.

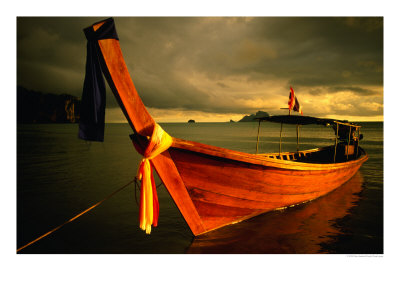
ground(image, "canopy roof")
xmin=257 ymin=115 xmax=359 ymax=127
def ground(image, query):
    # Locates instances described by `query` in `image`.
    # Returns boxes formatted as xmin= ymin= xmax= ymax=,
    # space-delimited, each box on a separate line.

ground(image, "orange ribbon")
xmin=136 ymin=124 xmax=172 ymax=234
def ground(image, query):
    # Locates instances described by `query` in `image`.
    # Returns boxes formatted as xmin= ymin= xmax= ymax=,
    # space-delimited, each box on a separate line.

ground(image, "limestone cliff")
xmin=17 ymin=86 xmax=81 ymax=123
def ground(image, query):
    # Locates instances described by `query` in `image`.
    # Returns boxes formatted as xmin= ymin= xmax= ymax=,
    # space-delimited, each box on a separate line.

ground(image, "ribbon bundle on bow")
xmin=136 ymin=124 xmax=173 ymax=234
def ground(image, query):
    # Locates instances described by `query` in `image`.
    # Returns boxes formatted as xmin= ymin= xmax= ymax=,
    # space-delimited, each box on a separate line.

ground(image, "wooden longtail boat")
xmin=82 ymin=18 xmax=368 ymax=236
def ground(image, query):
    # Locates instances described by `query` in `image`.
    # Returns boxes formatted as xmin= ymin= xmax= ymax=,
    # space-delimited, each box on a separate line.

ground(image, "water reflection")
xmin=187 ymin=172 xmax=364 ymax=254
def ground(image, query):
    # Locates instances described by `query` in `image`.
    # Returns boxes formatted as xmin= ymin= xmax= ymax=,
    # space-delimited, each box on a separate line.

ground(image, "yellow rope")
xmin=17 ymin=179 xmax=135 ymax=253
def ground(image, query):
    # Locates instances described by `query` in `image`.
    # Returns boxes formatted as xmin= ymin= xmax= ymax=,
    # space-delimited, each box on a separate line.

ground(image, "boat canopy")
xmin=254 ymin=115 xmax=362 ymax=158
xmin=256 ymin=115 xmax=358 ymax=127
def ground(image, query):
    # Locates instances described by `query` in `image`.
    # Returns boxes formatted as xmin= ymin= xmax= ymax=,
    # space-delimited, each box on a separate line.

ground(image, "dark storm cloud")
xmin=17 ymin=17 xmax=383 ymax=118
xmin=17 ymin=17 xmax=101 ymax=96
xmin=246 ymin=17 xmax=383 ymax=88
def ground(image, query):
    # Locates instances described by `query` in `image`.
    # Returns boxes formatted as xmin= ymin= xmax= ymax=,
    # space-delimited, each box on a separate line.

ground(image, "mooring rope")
xmin=17 ymin=178 xmax=136 ymax=253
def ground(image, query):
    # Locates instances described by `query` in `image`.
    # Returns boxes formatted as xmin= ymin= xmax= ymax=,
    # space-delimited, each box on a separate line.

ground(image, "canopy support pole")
xmin=296 ymin=124 xmax=300 ymax=152
xmin=347 ymin=126 xmax=351 ymax=161
xmin=334 ymin=123 xmax=339 ymax=163
xmin=256 ymin=119 xmax=261 ymax=154
xmin=356 ymin=127 xmax=360 ymax=158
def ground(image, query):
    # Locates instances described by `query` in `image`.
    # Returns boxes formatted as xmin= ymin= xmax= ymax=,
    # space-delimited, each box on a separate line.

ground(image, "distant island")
xmin=238 ymin=111 xmax=269 ymax=122
xmin=188 ymin=119 xmax=195 ymax=123
xmin=17 ymin=86 xmax=80 ymax=123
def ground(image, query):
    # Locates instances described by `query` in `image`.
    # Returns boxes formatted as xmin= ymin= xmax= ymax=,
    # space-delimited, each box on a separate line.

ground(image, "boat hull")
xmin=187 ymin=171 xmax=364 ymax=253
xmin=153 ymin=139 xmax=368 ymax=235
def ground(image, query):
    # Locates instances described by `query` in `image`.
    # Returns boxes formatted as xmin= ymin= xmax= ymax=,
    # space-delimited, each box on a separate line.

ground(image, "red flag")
xmin=288 ymin=86 xmax=303 ymax=115
xmin=288 ymin=86 xmax=295 ymax=110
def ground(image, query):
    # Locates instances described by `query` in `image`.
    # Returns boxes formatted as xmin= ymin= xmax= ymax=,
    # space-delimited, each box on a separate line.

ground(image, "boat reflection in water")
xmin=187 ymin=172 xmax=364 ymax=254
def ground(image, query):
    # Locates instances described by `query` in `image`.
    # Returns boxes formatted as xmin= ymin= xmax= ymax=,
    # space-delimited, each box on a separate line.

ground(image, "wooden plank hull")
xmin=187 ymin=171 xmax=364 ymax=253
xmin=166 ymin=144 xmax=367 ymax=234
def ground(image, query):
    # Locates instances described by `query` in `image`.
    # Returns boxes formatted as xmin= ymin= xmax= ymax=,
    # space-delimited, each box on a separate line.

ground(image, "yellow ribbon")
xmin=136 ymin=124 xmax=172 ymax=234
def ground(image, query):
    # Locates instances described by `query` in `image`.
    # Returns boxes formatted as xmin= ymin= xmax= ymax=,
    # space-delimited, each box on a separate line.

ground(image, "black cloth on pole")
xmin=78 ymin=18 xmax=119 ymax=141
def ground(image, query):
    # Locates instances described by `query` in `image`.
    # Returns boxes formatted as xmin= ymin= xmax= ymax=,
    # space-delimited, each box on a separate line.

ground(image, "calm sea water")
xmin=17 ymin=121 xmax=383 ymax=254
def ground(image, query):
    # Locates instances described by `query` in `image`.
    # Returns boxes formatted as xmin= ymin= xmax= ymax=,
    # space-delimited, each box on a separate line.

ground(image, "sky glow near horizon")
xmin=17 ymin=17 xmax=383 ymax=122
